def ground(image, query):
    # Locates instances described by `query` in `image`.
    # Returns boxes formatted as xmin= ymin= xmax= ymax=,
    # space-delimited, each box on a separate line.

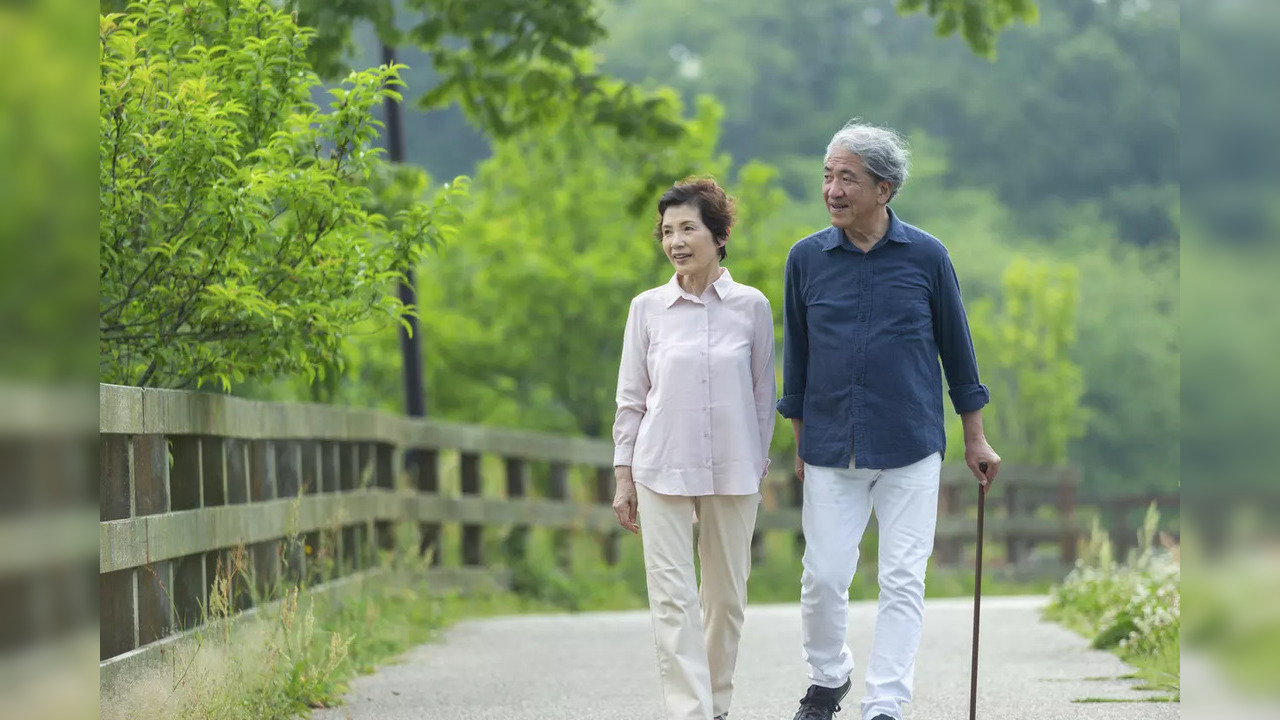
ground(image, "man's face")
xmin=823 ymin=148 xmax=890 ymax=231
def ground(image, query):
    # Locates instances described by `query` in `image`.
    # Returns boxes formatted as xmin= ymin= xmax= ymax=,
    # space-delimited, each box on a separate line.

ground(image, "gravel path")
xmin=312 ymin=595 xmax=1177 ymax=720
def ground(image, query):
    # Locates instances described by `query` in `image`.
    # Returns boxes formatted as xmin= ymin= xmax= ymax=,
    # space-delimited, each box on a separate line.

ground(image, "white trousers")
xmin=800 ymin=451 xmax=942 ymax=720
xmin=637 ymin=483 xmax=760 ymax=720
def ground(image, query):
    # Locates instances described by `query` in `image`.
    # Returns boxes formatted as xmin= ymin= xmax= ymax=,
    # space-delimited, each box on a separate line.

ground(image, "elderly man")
xmin=777 ymin=119 xmax=1001 ymax=720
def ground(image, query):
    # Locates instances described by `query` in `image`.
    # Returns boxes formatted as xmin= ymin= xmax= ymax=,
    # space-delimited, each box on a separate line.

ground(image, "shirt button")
xmin=857 ymin=347 xmax=863 ymax=353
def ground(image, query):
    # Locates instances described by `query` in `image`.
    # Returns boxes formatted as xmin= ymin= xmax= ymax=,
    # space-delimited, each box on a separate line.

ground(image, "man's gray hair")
xmin=826 ymin=119 xmax=911 ymax=199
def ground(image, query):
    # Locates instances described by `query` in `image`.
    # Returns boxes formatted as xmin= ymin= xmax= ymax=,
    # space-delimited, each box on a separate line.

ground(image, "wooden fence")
xmin=98 ymin=384 xmax=1087 ymax=689
xmin=1083 ymin=491 xmax=1181 ymax=558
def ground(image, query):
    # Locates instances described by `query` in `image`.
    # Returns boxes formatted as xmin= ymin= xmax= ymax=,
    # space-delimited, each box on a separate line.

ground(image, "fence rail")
xmin=97 ymin=383 xmax=1094 ymax=691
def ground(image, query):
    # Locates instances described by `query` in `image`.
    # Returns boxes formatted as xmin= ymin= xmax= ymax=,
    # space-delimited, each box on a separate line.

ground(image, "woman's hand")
xmin=613 ymin=466 xmax=639 ymax=534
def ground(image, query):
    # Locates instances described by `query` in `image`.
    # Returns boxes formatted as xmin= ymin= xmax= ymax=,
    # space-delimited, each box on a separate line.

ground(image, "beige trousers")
xmin=637 ymin=483 xmax=760 ymax=720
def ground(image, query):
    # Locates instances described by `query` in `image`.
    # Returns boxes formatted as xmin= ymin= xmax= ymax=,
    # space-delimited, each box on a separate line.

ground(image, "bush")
xmin=1046 ymin=503 xmax=1180 ymax=692
xmin=99 ymin=0 xmax=465 ymax=389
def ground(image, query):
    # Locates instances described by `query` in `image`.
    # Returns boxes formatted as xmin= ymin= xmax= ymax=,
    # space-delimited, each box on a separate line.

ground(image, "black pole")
xmin=382 ymin=42 xmax=438 ymax=561
xmin=381 ymin=43 xmax=425 ymax=420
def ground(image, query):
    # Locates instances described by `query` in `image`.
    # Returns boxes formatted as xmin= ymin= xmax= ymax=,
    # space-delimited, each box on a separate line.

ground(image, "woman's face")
xmin=660 ymin=203 xmax=720 ymax=277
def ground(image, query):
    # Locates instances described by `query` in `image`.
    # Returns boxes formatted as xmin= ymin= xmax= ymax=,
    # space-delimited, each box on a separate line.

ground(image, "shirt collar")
xmin=661 ymin=267 xmax=735 ymax=307
xmin=821 ymin=206 xmax=911 ymax=251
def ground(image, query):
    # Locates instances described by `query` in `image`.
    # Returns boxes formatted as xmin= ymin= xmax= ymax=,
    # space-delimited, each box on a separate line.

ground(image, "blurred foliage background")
xmin=164 ymin=0 xmax=1184 ymax=505
xmin=4 ymin=0 xmax=1260 ymax=713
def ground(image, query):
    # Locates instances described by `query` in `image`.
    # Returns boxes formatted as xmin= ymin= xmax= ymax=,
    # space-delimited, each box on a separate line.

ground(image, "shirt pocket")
xmin=879 ymin=280 xmax=932 ymax=339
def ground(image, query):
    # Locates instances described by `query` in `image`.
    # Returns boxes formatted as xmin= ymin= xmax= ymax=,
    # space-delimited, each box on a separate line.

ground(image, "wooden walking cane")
xmin=968 ymin=461 xmax=989 ymax=720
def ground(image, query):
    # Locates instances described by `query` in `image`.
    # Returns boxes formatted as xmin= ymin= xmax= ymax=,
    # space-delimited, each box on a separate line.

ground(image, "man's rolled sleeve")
xmin=948 ymin=384 xmax=990 ymax=415
xmin=776 ymin=247 xmax=808 ymax=420
xmin=932 ymin=250 xmax=990 ymax=415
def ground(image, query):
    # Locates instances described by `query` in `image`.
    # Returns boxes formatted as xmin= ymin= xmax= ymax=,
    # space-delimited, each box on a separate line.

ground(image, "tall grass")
xmin=1045 ymin=503 xmax=1180 ymax=698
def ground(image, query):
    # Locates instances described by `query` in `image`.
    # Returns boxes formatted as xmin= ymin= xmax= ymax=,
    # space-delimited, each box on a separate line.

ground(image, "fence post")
xmin=249 ymin=439 xmax=281 ymax=604
xmin=170 ymin=437 xmax=204 ymax=630
xmin=374 ymin=443 xmax=396 ymax=555
xmin=460 ymin=452 xmax=483 ymax=566
xmin=936 ymin=482 xmax=962 ymax=566
xmin=100 ymin=434 xmax=135 ymax=660
xmin=133 ymin=435 xmax=175 ymax=645
xmin=1058 ymin=467 xmax=1078 ymax=566
xmin=595 ymin=466 xmax=620 ymax=565
xmin=1004 ymin=483 xmax=1020 ymax=566
xmin=414 ymin=448 xmax=442 ymax=565
xmin=549 ymin=462 xmax=571 ymax=569
xmin=789 ymin=469 xmax=805 ymax=557
xmin=338 ymin=442 xmax=359 ymax=575
xmin=504 ymin=457 xmax=530 ymax=561
xmin=277 ymin=440 xmax=307 ymax=586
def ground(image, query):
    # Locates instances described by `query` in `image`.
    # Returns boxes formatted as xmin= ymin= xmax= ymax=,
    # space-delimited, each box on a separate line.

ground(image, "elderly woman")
xmin=612 ymin=177 xmax=777 ymax=720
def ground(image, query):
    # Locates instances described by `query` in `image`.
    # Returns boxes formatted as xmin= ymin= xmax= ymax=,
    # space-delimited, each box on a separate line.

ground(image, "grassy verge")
xmin=164 ymin=529 xmax=569 ymax=720
xmin=1044 ymin=504 xmax=1180 ymax=700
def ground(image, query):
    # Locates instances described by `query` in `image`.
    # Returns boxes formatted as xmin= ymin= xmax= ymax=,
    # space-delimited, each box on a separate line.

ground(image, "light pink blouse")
xmin=612 ymin=268 xmax=777 ymax=496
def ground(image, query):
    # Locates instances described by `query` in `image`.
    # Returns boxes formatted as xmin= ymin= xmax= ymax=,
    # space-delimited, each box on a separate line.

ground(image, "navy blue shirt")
xmin=776 ymin=208 xmax=989 ymax=469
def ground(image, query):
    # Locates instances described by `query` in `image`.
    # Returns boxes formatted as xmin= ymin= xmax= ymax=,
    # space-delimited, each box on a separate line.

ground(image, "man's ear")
xmin=879 ymin=181 xmax=895 ymax=203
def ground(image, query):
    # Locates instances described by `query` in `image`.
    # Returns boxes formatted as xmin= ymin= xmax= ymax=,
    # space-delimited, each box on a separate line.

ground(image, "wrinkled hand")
xmin=966 ymin=438 xmax=1001 ymax=494
xmin=612 ymin=467 xmax=639 ymax=534
xmin=794 ymin=454 xmax=805 ymax=482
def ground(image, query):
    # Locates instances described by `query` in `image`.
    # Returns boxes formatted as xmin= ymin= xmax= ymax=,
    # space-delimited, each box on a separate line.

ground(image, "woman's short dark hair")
xmin=653 ymin=176 xmax=736 ymax=261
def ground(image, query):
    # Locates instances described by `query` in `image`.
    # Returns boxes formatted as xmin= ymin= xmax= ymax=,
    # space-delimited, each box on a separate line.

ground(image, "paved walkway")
xmin=312 ymin=595 xmax=1177 ymax=720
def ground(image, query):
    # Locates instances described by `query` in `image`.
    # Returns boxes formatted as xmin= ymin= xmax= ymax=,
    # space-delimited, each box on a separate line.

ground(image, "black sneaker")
xmin=791 ymin=678 xmax=852 ymax=720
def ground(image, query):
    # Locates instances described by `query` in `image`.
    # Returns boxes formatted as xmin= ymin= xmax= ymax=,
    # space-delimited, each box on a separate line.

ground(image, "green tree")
xmin=285 ymin=0 xmax=686 ymax=144
xmin=404 ymin=98 xmax=792 ymax=438
xmin=596 ymin=0 xmax=1176 ymax=247
xmin=895 ymin=0 xmax=1039 ymax=58
xmin=285 ymin=0 xmax=1035 ymax=131
xmin=1066 ymin=239 xmax=1178 ymax=497
xmin=99 ymin=0 xmax=466 ymax=388
xmin=951 ymin=257 xmax=1086 ymax=465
